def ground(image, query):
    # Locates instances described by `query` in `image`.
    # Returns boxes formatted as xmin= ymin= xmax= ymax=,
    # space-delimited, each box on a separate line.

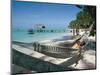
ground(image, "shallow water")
xmin=12 ymin=30 xmax=72 ymax=43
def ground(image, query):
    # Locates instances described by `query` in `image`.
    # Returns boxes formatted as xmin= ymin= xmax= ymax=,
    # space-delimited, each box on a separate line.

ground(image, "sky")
xmin=12 ymin=0 xmax=81 ymax=30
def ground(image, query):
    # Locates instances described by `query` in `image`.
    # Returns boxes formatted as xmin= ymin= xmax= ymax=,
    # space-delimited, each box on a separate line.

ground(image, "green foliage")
xmin=68 ymin=6 xmax=96 ymax=36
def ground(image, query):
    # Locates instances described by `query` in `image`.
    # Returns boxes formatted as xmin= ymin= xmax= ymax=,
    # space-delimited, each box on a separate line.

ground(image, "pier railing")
xmin=32 ymin=29 xmax=72 ymax=33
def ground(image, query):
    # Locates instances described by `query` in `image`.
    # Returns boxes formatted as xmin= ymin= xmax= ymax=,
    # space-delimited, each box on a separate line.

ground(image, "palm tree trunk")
xmin=73 ymin=29 xmax=75 ymax=36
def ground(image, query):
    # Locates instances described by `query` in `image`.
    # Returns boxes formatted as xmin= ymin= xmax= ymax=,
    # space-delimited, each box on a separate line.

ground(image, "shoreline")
xmin=39 ymin=35 xmax=96 ymax=45
xmin=13 ymin=32 xmax=73 ymax=43
xmin=39 ymin=33 xmax=74 ymax=44
xmin=12 ymin=35 xmax=96 ymax=48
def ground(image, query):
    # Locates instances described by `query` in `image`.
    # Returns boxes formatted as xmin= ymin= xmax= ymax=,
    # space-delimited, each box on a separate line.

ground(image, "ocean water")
xmin=12 ymin=30 xmax=72 ymax=43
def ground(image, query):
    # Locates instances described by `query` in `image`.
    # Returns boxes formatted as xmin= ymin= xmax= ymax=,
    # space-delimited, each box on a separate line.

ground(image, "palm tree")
xmin=69 ymin=5 xmax=96 ymax=36
xmin=76 ymin=6 xmax=96 ymax=35
xmin=76 ymin=11 xmax=92 ymax=29
xmin=69 ymin=20 xmax=80 ymax=36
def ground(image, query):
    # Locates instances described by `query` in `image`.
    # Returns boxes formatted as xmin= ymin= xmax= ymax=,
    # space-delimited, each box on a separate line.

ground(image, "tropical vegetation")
xmin=68 ymin=6 xmax=96 ymax=36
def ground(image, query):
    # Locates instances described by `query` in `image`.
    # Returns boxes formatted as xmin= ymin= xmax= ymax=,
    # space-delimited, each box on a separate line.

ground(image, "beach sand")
xmin=39 ymin=36 xmax=96 ymax=69
xmin=12 ymin=36 xmax=96 ymax=73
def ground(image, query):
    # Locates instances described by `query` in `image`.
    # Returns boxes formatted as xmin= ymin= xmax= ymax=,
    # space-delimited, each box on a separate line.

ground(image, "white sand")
xmin=39 ymin=32 xmax=73 ymax=44
xmin=88 ymin=36 xmax=96 ymax=42
xmin=70 ymin=50 xmax=95 ymax=69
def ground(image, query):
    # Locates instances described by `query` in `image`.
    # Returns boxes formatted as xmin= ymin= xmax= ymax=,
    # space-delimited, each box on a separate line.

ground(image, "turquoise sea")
xmin=12 ymin=30 xmax=72 ymax=43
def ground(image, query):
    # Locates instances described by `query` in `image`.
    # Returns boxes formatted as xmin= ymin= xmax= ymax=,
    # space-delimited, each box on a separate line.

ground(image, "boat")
xmin=28 ymin=29 xmax=34 ymax=34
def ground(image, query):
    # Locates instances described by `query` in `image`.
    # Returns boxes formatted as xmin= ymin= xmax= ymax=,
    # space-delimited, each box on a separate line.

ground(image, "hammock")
xmin=33 ymin=24 xmax=93 ymax=54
